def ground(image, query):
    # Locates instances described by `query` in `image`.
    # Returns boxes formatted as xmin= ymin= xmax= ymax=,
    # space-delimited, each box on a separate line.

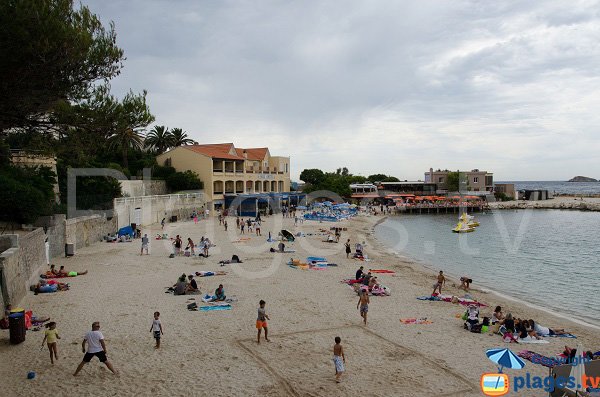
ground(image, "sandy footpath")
xmin=0 ymin=213 xmax=597 ymax=397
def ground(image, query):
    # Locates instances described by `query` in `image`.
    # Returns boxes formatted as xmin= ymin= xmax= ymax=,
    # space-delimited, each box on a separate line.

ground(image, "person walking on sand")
xmin=256 ymin=300 xmax=270 ymax=344
xmin=224 ymin=220 xmax=228 ymax=231
xmin=161 ymin=217 xmax=165 ymax=229
xmin=432 ymin=270 xmax=446 ymax=295
xmin=357 ymin=290 xmax=370 ymax=325
xmin=333 ymin=336 xmax=345 ymax=383
xmin=150 ymin=312 xmax=163 ymax=349
xmin=73 ymin=322 xmax=117 ymax=376
xmin=140 ymin=234 xmax=149 ymax=255
xmin=41 ymin=321 xmax=60 ymax=364
xmin=345 ymin=239 xmax=351 ymax=258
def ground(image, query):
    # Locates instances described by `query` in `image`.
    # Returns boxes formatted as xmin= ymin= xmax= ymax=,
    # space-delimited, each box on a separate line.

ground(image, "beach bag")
xmin=187 ymin=302 xmax=197 ymax=310
xmin=231 ymin=255 xmax=240 ymax=263
xmin=461 ymin=312 xmax=468 ymax=321
xmin=169 ymin=254 xmax=175 ymax=258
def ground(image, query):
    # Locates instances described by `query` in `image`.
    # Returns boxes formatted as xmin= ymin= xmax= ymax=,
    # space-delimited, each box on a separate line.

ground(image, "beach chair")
xmin=550 ymin=359 xmax=600 ymax=397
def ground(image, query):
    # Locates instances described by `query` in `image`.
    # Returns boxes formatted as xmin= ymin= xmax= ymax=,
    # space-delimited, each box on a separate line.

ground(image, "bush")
xmin=494 ymin=192 xmax=513 ymax=201
xmin=152 ymin=165 xmax=176 ymax=180
xmin=0 ymin=165 xmax=56 ymax=223
xmin=166 ymin=170 xmax=203 ymax=191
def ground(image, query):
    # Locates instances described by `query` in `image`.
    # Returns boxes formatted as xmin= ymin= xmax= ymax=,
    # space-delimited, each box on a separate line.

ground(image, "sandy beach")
xmin=1 ymin=213 xmax=597 ymax=397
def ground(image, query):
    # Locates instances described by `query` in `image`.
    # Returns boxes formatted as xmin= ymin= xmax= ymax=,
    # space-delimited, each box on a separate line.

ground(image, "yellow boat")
xmin=452 ymin=221 xmax=475 ymax=233
xmin=459 ymin=213 xmax=479 ymax=228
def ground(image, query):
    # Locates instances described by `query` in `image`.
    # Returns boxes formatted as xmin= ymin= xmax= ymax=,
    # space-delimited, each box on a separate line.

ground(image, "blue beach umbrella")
xmin=486 ymin=348 xmax=526 ymax=373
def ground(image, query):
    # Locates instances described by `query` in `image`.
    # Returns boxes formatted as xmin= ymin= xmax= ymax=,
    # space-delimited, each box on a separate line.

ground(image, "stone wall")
xmin=65 ymin=214 xmax=118 ymax=252
xmin=0 ymin=228 xmax=47 ymax=309
xmin=120 ymin=180 xmax=168 ymax=197
xmin=113 ymin=193 xmax=206 ymax=228
xmin=35 ymin=214 xmax=66 ymax=260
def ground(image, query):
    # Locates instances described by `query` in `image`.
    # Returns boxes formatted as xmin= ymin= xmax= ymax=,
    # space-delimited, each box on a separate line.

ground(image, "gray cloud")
xmin=86 ymin=0 xmax=600 ymax=180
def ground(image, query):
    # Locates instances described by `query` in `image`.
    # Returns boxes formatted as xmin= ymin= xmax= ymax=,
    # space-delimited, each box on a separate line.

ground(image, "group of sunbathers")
xmin=41 ymin=264 xmax=88 ymax=278
xmin=349 ymin=267 xmax=386 ymax=295
xmin=170 ymin=273 xmax=226 ymax=300
xmin=463 ymin=304 xmax=570 ymax=341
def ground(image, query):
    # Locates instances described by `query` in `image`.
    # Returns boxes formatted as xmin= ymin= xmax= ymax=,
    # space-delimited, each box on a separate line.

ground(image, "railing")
xmin=114 ymin=192 xmax=204 ymax=204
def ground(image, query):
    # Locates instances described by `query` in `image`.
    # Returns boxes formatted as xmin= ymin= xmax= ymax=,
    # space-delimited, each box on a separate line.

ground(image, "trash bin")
xmin=9 ymin=311 xmax=26 ymax=344
xmin=170 ymin=215 xmax=177 ymax=222
xmin=65 ymin=243 xmax=74 ymax=257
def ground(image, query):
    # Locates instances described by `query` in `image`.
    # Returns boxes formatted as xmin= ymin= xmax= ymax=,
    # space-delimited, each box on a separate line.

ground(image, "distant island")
xmin=568 ymin=176 xmax=598 ymax=182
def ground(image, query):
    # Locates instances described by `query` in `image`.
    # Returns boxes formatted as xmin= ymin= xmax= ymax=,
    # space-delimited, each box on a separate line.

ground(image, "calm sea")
xmin=375 ymin=210 xmax=600 ymax=327
xmin=499 ymin=181 xmax=600 ymax=195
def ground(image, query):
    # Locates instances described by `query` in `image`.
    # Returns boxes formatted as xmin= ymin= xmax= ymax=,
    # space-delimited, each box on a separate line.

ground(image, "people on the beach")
xmin=333 ymin=336 xmax=345 ymax=383
xmin=357 ymin=290 xmax=370 ymax=325
xmin=345 ymin=239 xmax=351 ymax=258
xmin=173 ymin=235 xmax=182 ymax=256
xmin=186 ymin=238 xmax=195 ymax=255
xmin=42 ymin=321 xmax=60 ymax=364
xmin=140 ymin=234 xmax=149 ymax=255
xmin=459 ymin=276 xmax=472 ymax=291
xmin=59 ymin=265 xmax=88 ymax=276
xmin=187 ymin=275 xmax=199 ymax=293
xmin=355 ymin=266 xmax=364 ymax=281
xmin=215 ymin=284 xmax=226 ymax=301
xmin=150 ymin=312 xmax=163 ymax=349
xmin=492 ymin=306 xmax=504 ymax=325
xmin=73 ymin=322 xmax=117 ymax=376
xmin=174 ymin=274 xmax=188 ymax=295
xmin=256 ymin=300 xmax=270 ymax=344
xmin=432 ymin=270 xmax=446 ymax=295
xmin=161 ymin=218 xmax=165 ymax=229
xmin=528 ymin=319 xmax=566 ymax=336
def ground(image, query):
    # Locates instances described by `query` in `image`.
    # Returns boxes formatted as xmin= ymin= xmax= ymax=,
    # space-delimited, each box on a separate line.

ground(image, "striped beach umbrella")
xmin=486 ymin=348 xmax=526 ymax=373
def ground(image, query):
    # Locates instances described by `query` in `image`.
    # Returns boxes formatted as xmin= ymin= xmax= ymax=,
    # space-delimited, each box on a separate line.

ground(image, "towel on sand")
xmin=199 ymin=304 xmax=231 ymax=311
xmin=400 ymin=318 xmax=432 ymax=324
xmin=517 ymin=350 xmax=561 ymax=368
xmin=546 ymin=333 xmax=577 ymax=338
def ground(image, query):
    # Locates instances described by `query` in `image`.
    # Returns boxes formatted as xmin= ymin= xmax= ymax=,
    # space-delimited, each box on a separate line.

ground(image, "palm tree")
xmin=170 ymin=128 xmax=195 ymax=146
xmin=145 ymin=125 xmax=174 ymax=154
xmin=108 ymin=127 xmax=145 ymax=169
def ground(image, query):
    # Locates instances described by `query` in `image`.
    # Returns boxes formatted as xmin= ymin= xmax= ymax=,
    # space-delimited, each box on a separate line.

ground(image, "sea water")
xmin=375 ymin=210 xmax=600 ymax=327
xmin=499 ymin=181 xmax=600 ymax=195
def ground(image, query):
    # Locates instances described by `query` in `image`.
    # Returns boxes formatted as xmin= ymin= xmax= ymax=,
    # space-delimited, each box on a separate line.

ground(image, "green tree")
xmin=447 ymin=171 xmax=460 ymax=192
xmin=170 ymin=128 xmax=195 ymax=146
xmin=166 ymin=170 xmax=203 ymax=191
xmin=145 ymin=125 xmax=174 ymax=154
xmin=0 ymin=165 xmax=57 ymax=223
xmin=0 ymin=0 xmax=124 ymax=132
xmin=299 ymin=168 xmax=325 ymax=185
xmin=367 ymin=174 xmax=387 ymax=181
xmin=105 ymin=90 xmax=155 ymax=169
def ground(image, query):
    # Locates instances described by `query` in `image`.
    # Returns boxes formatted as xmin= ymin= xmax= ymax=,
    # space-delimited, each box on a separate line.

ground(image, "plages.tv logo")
xmin=481 ymin=373 xmax=509 ymax=396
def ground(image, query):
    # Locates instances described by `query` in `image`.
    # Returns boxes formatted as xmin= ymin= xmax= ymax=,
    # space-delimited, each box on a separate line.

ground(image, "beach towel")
xmin=517 ymin=337 xmax=549 ymax=344
xmin=546 ymin=333 xmax=577 ymax=338
xmin=400 ymin=318 xmax=432 ymax=324
xmin=370 ymin=270 xmax=395 ymax=274
xmin=199 ymin=305 xmax=231 ymax=311
xmin=417 ymin=296 xmax=441 ymax=301
xmin=517 ymin=350 xmax=561 ymax=368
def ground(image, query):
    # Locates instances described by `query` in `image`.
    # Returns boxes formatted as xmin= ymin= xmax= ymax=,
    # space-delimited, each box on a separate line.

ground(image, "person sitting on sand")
xmin=50 ymin=264 xmax=60 ymax=276
xmin=459 ymin=276 xmax=472 ymax=291
xmin=368 ymin=276 xmax=379 ymax=291
xmin=355 ymin=242 xmax=363 ymax=256
xmin=215 ymin=284 xmax=226 ymax=301
xmin=174 ymin=275 xmax=188 ymax=295
xmin=492 ymin=306 xmax=505 ymax=325
xmin=362 ymin=272 xmax=372 ymax=286
xmin=278 ymin=242 xmax=285 ymax=253
xmin=186 ymin=275 xmax=199 ymax=293
xmin=465 ymin=304 xmax=480 ymax=330
xmin=528 ymin=319 xmax=566 ymax=337
xmin=355 ymin=266 xmax=364 ymax=281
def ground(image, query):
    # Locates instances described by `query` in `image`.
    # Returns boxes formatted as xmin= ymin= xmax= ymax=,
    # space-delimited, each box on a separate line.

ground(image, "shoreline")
xmin=489 ymin=196 xmax=600 ymax=211
xmin=369 ymin=216 xmax=600 ymax=331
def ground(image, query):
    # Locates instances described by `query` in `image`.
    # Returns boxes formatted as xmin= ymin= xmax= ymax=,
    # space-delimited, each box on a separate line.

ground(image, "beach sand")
xmin=1 ymin=214 xmax=597 ymax=396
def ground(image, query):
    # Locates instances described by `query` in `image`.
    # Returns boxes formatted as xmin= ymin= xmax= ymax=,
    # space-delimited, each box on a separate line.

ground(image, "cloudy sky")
xmin=85 ymin=0 xmax=600 ymax=181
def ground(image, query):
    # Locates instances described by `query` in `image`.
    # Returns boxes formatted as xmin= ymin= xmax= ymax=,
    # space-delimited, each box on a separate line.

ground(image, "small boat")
xmin=452 ymin=221 xmax=475 ymax=233
xmin=459 ymin=212 xmax=479 ymax=228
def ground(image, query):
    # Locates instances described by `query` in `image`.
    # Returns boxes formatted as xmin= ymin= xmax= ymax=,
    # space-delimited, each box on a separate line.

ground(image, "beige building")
xmin=425 ymin=168 xmax=494 ymax=193
xmin=156 ymin=143 xmax=290 ymax=211
xmin=10 ymin=150 xmax=60 ymax=203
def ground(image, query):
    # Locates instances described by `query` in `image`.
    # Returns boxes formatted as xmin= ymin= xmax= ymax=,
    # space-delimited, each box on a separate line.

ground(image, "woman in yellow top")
xmin=41 ymin=322 xmax=60 ymax=364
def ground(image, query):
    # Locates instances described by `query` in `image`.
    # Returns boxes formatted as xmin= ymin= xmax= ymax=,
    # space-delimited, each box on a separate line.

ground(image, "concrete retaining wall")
xmin=120 ymin=180 xmax=168 ymax=197
xmin=0 ymin=228 xmax=47 ymax=309
xmin=113 ymin=193 xmax=206 ymax=228
xmin=65 ymin=215 xmax=117 ymax=251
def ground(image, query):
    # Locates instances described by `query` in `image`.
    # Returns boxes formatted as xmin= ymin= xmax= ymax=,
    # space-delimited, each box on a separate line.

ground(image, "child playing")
xmin=150 ymin=312 xmax=163 ymax=349
xmin=42 ymin=321 xmax=60 ymax=364
xmin=256 ymin=300 xmax=270 ymax=344
xmin=357 ymin=290 xmax=370 ymax=325
xmin=333 ymin=336 xmax=345 ymax=383
xmin=432 ymin=270 xmax=446 ymax=295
